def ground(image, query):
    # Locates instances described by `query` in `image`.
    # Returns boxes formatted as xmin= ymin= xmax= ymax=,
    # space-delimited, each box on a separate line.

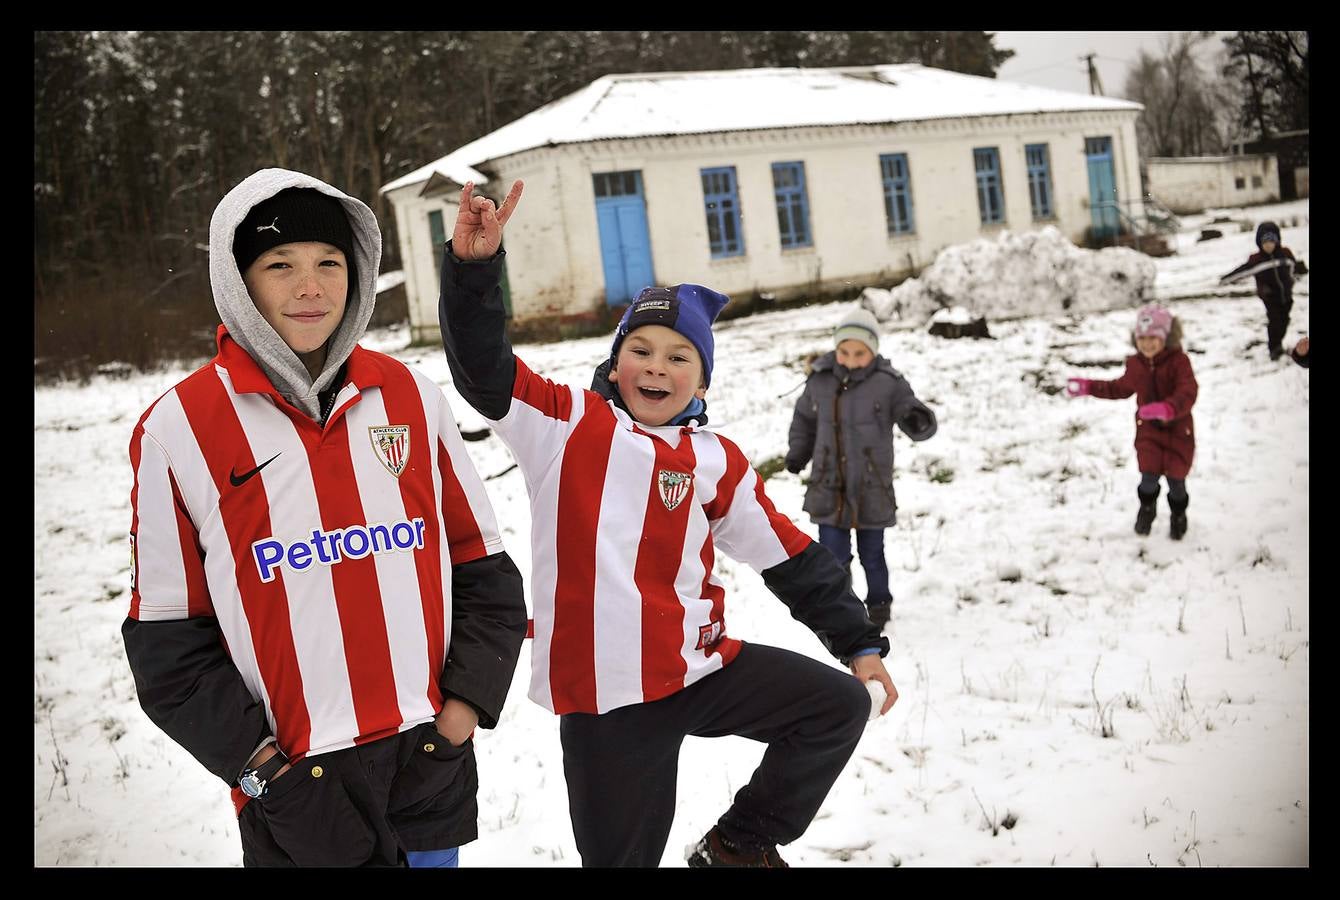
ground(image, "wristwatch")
xmin=238 ymin=750 xmax=289 ymax=799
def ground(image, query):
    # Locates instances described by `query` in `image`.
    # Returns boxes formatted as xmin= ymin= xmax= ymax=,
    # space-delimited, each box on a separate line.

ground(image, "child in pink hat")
xmin=1065 ymin=305 xmax=1199 ymax=539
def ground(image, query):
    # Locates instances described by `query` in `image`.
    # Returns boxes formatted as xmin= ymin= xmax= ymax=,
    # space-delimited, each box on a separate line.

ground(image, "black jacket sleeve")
xmin=439 ymin=551 xmax=528 ymax=730
xmin=438 ymin=241 xmax=516 ymax=420
xmin=761 ymin=542 xmax=890 ymax=665
xmin=121 ymin=616 xmax=273 ymax=785
xmin=887 ymin=375 xmax=938 ymax=441
xmin=785 ymin=380 xmax=818 ymax=473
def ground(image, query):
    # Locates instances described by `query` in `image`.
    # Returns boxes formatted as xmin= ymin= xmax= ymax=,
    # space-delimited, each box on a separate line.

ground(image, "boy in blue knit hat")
xmin=440 ymin=181 xmax=896 ymax=868
xmin=588 ymin=284 xmax=726 ymax=426
xmin=1219 ymin=221 xmax=1308 ymax=360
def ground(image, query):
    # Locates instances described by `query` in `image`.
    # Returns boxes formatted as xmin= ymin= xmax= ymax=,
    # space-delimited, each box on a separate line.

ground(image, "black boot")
xmin=688 ymin=826 xmax=789 ymax=868
xmin=1135 ymin=486 xmax=1159 ymax=536
xmin=1168 ymin=493 xmax=1189 ymax=540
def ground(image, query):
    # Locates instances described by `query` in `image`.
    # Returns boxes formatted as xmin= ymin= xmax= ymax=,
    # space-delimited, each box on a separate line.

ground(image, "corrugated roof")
xmin=381 ymin=63 xmax=1142 ymax=195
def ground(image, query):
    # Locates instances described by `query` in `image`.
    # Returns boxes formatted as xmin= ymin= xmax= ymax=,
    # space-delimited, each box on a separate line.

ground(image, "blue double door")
xmin=1085 ymin=137 xmax=1119 ymax=239
xmin=594 ymin=170 xmax=655 ymax=307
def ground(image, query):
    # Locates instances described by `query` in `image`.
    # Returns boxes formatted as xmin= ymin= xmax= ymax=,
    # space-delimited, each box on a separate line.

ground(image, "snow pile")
xmin=862 ymin=226 xmax=1157 ymax=323
xmin=927 ymin=306 xmax=978 ymax=326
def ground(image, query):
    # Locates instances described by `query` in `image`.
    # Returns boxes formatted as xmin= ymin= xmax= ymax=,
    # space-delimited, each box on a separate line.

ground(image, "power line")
xmin=1003 ymin=58 xmax=1083 ymax=78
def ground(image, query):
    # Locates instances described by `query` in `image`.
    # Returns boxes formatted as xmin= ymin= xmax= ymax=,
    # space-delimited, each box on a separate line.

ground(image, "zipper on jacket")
xmin=834 ymin=375 xmax=854 ymax=527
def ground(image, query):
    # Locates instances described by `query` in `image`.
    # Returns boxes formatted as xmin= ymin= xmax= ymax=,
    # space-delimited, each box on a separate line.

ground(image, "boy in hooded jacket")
xmin=1066 ymin=305 xmax=1199 ymax=540
xmin=440 ymin=181 xmax=896 ymax=868
xmin=1219 ymin=221 xmax=1308 ymax=360
xmin=784 ymin=308 xmax=938 ymax=629
xmin=121 ymin=169 xmax=528 ymax=867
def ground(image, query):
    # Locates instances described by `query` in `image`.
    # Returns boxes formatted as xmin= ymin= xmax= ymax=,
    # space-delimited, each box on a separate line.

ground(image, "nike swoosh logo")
xmin=229 ymin=453 xmax=281 ymax=488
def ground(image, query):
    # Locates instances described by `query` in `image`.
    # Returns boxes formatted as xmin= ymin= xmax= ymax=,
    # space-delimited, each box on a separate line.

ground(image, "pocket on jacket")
xmin=858 ymin=458 xmax=897 ymax=526
xmin=388 ymin=724 xmax=476 ymax=822
xmin=803 ymin=451 xmax=839 ymax=517
xmin=257 ymin=758 xmax=377 ymax=866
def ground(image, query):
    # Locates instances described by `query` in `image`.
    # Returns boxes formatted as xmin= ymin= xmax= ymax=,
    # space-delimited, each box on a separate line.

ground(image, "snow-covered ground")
xmin=34 ymin=201 xmax=1309 ymax=867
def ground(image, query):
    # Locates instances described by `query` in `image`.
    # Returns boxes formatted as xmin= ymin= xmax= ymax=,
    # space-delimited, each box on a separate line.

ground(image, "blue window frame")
xmin=879 ymin=153 xmax=915 ymax=235
xmin=1084 ymin=136 xmax=1113 ymax=157
xmin=974 ymin=147 xmax=1006 ymax=225
xmin=771 ymin=161 xmax=812 ymax=248
xmin=701 ymin=166 xmax=744 ymax=258
xmin=593 ymin=171 xmax=642 ymax=197
xmin=1025 ymin=143 xmax=1053 ymax=219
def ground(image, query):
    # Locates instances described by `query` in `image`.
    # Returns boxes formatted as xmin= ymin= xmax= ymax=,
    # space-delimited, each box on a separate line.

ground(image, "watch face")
xmin=239 ymin=772 xmax=265 ymax=799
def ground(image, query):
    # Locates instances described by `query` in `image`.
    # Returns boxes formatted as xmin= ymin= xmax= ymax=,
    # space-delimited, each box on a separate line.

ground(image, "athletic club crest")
xmin=696 ymin=621 xmax=723 ymax=650
xmin=658 ymin=469 xmax=693 ymax=511
xmin=369 ymin=425 xmax=411 ymax=477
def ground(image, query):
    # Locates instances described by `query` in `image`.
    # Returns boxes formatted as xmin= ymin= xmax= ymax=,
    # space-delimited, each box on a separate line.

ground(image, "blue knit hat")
xmin=609 ymin=284 xmax=730 ymax=386
xmin=1256 ymin=221 xmax=1280 ymax=248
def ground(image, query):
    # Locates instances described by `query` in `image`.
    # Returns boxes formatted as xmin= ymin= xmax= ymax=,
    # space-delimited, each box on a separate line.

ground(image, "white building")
xmin=1146 ymin=154 xmax=1280 ymax=214
xmin=382 ymin=64 xmax=1144 ymax=340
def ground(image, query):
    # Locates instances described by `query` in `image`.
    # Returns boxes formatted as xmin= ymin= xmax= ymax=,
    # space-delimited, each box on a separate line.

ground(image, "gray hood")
xmin=209 ymin=168 xmax=382 ymax=420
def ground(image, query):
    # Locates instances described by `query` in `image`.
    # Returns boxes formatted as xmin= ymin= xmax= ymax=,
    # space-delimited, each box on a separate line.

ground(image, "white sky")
xmin=994 ymin=31 xmax=1227 ymax=99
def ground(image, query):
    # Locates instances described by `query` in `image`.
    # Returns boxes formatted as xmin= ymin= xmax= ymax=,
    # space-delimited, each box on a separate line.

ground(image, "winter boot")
xmin=1168 ymin=493 xmax=1189 ymax=541
xmin=1135 ymin=486 xmax=1160 ymax=536
xmin=866 ymin=602 xmax=892 ymax=630
xmin=687 ymin=826 xmax=789 ymax=868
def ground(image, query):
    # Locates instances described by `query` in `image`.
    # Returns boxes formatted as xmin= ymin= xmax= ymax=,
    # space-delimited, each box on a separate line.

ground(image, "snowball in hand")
xmin=865 ymin=680 xmax=887 ymax=720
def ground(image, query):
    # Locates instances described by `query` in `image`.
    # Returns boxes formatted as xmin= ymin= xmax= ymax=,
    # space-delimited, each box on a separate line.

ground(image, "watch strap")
xmin=253 ymin=750 xmax=288 ymax=782
xmin=240 ymin=748 xmax=289 ymax=795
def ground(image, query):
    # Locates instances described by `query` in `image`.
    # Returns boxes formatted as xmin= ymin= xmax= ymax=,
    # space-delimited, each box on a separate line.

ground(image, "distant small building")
xmin=1146 ymin=154 xmax=1280 ymax=214
xmin=383 ymin=64 xmax=1144 ymax=341
xmin=1239 ymin=129 xmax=1309 ymax=200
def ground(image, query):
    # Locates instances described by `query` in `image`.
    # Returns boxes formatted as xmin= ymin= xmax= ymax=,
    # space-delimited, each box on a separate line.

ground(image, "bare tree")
xmin=1222 ymin=31 xmax=1308 ymax=139
xmin=1124 ymin=32 xmax=1238 ymax=158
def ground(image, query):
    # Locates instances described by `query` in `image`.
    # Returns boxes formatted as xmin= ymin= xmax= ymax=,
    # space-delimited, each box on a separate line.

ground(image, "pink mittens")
xmin=1138 ymin=401 xmax=1175 ymax=421
xmin=1065 ymin=378 xmax=1092 ymax=397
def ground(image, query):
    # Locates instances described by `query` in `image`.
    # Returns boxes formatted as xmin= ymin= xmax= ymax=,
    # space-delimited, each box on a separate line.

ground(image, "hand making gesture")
xmin=453 ymin=180 xmax=525 ymax=260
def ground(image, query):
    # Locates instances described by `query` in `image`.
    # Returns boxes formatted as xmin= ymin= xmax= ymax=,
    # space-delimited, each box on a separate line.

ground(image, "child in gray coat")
xmin=785 ymin=308 xmax=937 ymax=628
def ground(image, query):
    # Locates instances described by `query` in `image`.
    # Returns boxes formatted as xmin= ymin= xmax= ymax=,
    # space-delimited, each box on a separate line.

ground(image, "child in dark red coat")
xmin=1066 ymin=305 xmax=1199 ymax=540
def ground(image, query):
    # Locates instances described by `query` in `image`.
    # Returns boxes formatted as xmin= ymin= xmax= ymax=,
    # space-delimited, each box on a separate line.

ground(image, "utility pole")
xmin=1080 ymin=53 xmax=1104 ymax=95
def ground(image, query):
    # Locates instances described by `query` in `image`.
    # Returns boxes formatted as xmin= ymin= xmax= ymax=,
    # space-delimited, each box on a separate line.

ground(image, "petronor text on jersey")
xmin=252 ymin=517 xmax=428 ymax=583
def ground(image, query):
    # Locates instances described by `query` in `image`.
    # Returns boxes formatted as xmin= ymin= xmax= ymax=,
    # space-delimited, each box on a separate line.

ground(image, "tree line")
xmin=34 ymin=30 xmax=1014 ymax=377
xmin=1123 ymin=31 xmax=1308 ymax=159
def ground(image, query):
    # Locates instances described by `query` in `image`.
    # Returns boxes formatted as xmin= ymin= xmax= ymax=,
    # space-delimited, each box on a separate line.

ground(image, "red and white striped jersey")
xmin=127 ymin=329 xmax=504 ymax=759
xmin=497 ymin=358 xmax=811 ymax=715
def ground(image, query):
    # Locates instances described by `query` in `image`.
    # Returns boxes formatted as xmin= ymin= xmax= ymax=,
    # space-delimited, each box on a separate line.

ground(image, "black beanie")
xmin=233 ymin=188 xmax=356 ymax=273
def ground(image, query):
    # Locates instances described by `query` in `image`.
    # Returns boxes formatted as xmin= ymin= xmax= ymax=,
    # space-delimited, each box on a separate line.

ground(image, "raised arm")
xmin=439 ymin=180 xmax=524 ymax=420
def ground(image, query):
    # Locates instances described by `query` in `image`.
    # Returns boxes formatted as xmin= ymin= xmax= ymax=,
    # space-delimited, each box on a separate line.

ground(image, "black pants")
xmin=559 ymin=642 xmax=871 ymax=867
xmin=1140 ymin=472 xmax=1187 ymax=502
xmin=238 ymin=723 xmax=478 ymax=867
xmin=1262 ymin=292 xmax=1293 ymax=353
